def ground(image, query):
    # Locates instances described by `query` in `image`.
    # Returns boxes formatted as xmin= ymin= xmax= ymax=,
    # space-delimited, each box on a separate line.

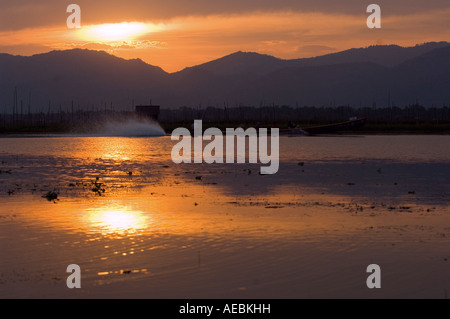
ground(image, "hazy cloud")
xmin=0 ymin=43 xmax=53 ymax=56
xmin=1 ymin=0 xmax=450 ymax=31
xmin=298 ymin=45 xmax=337 ymax=55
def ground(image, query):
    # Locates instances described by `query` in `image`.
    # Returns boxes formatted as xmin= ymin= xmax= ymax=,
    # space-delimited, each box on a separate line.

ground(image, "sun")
xmin=78 ymin=22 xmax=155 ymax=42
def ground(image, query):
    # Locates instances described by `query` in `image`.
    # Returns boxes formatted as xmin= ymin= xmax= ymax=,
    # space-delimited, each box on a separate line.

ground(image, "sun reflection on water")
xmin=86 ymin=207 xmax=151 ymax=237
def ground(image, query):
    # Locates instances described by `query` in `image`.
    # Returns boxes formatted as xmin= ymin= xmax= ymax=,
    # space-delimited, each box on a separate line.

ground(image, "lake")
xmin=0 ymin=135 xmax=449 ymax=298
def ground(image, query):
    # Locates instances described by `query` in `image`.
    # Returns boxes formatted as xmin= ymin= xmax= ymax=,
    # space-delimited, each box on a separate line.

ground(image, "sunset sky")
xmin=1 ymin=0 xmax=449 ymax=72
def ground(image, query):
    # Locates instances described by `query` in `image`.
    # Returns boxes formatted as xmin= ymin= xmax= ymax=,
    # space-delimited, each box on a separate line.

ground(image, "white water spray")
xmin=93 ymin=118 xmax=166 ymax=137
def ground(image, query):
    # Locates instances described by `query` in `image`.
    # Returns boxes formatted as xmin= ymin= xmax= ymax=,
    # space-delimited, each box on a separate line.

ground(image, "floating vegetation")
xmin=42 ymin=191 xmax=59 ymax=202
xmin=91 ymin=177 xmax=106 ymax=195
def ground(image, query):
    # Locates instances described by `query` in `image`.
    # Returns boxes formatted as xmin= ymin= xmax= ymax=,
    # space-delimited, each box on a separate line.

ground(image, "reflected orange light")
xmin=87 ymin=208 xmax=151 ymax=236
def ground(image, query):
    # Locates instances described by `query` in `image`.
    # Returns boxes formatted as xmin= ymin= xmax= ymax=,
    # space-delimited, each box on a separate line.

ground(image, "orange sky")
xmin=1 ymin=1 xmax=449 ymax=72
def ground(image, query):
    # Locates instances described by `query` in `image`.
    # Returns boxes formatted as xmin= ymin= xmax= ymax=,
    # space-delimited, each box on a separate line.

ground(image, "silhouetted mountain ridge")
xmin=178 ymin=51 xmax=285 ymax=76
xmin=288 ymin=42 xmax=450 ymax=68
xmin=1 ymin=42 xmax=450 ymax=111
xmin=182 ymin=42 xmax=450 ymax=76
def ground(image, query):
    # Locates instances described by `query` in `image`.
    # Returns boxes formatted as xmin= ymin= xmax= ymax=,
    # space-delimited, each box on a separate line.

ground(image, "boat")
xmin=280 ymin=117 xmax=367 ymax=136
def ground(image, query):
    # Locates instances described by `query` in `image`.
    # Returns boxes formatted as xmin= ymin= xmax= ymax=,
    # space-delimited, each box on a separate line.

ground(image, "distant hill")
xmin=175 ymin=51 xmax=285 ymax=76
xmin=287 ymin=42 xmax=450 ymax=68
xmin=1 ymin=42 xmax=450 ymax=112
xmin=0 ymin=49 xmax=170 ymax=111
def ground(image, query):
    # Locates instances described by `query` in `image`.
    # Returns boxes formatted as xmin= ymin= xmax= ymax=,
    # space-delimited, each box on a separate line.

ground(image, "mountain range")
xmin=1 ymin=41 xmax=450 ymax=112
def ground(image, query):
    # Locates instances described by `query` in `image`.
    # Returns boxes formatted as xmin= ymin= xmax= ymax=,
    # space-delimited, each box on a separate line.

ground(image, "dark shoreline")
xmin=1 ymin=122 xmax=450 ymax=135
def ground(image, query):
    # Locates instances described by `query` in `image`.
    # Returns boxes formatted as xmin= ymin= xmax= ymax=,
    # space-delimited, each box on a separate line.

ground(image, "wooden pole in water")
xmin=47 ymin=100 xmax=51 ymax=126
xmin=28 ymin=92 xmax=31 ymax=125
xmin=12 ymin=87 xmax=17 ymax=124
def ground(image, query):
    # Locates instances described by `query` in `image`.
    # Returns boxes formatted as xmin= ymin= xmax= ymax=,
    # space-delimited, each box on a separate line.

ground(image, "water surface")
xmin=1 ymin=135 xmax=449 ymax=298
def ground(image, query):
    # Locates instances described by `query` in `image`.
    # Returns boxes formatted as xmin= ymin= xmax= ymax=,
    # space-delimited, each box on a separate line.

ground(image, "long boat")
xmin=280 ymin=117 xmax=367 ymax=136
